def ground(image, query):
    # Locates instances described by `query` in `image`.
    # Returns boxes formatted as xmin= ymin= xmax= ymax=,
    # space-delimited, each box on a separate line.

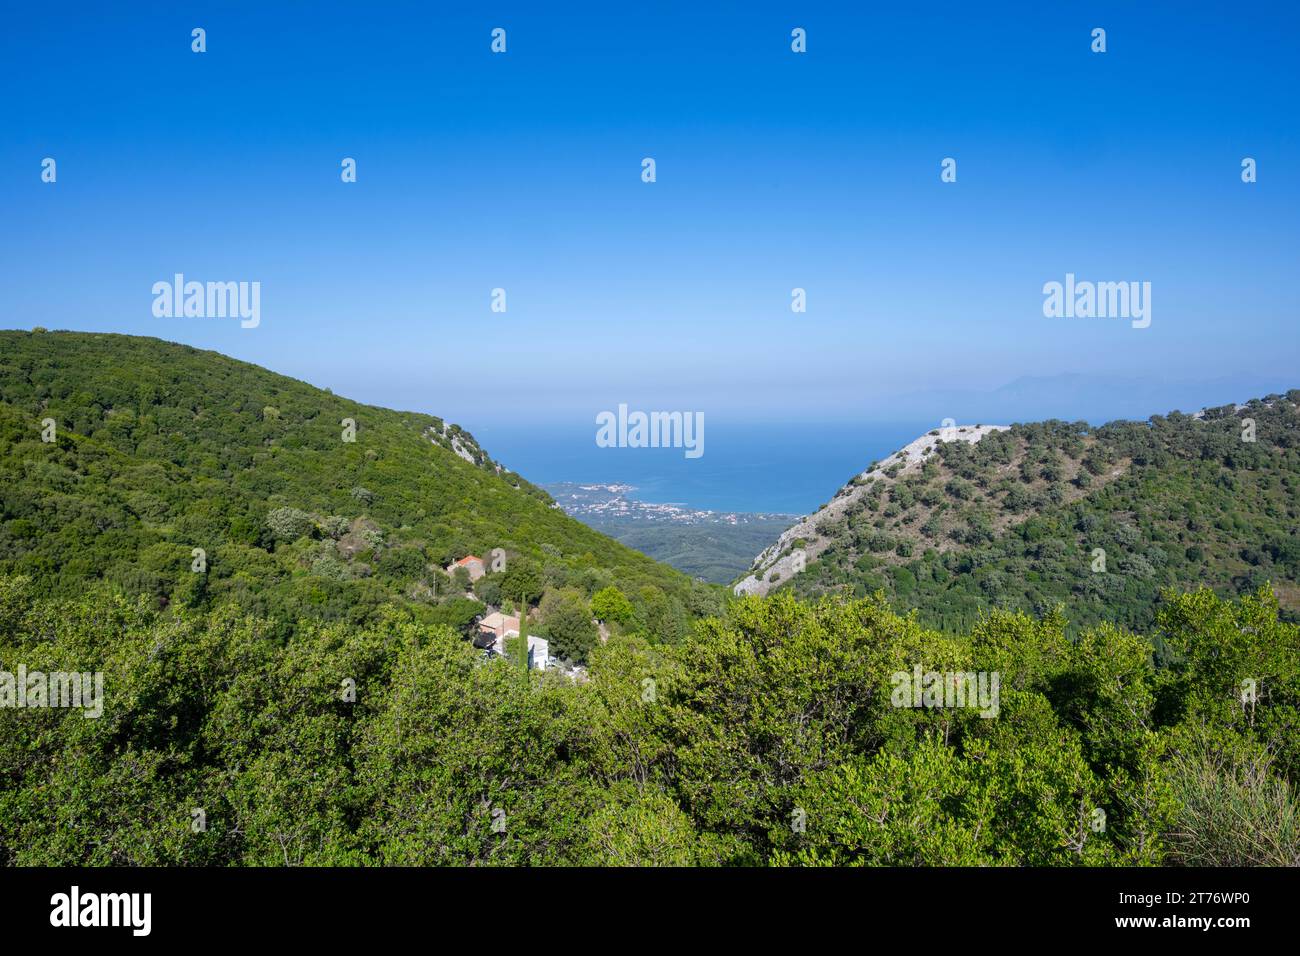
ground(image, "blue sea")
xmin=468 ymin=421 xmax=932 ymax=515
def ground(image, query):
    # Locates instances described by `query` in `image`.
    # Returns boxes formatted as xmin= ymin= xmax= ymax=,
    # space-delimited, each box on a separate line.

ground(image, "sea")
xmin=468 ymin=420 xmax=933 ymax=515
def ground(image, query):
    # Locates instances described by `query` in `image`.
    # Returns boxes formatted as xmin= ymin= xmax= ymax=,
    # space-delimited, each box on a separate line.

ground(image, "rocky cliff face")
xmin=734 ymin=425 xmax=1010 ymax=597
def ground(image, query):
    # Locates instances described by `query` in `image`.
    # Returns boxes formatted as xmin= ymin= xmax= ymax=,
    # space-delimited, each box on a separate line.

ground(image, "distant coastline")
xmin=475 ymin=421 xmax=930 ymax=514
xmin=543 ymin=481 xmax=797 ymax=583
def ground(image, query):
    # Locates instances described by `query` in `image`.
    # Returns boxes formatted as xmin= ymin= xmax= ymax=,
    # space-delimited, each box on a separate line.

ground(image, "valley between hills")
xmin=3 ymin=330 xmax=1298 ymax=867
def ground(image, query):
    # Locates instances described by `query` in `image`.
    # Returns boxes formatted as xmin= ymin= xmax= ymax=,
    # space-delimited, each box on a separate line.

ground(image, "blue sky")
xmin=3 ymin=0 xmax=1298 ymax=432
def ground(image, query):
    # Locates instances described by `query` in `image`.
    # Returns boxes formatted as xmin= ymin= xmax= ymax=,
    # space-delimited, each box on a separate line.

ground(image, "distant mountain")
xmin=546 ymin=482 xmax=795 ymax=583
xmin=0 ymin=331 xmax=710 ymax=636
xmin=737 ymin=393 xmax=1300 ymax=633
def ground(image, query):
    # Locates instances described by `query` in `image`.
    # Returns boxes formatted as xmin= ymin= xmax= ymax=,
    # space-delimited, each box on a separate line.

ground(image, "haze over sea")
xmin=471 ymin=373 xmax=1296 ymax=515
xmin=477 ymin=420 xmax=940 ymax=514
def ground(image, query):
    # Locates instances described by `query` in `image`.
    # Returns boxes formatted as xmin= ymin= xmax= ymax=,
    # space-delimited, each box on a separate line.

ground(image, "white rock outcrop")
xmin=733 ymin=424 xmax=1009 ymax=597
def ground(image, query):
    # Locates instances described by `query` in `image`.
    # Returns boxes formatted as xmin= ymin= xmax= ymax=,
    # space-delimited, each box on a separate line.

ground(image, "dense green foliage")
xmin=0 ymin=331 xmax=713 ymax=641
xmin=2 ymin=576 xmax=1295 ymax=865
xmin=2 ymin=332 xmax=1296 ymax=867
xmin=779 ymin=395 xmax=1300 ymax=634
xmin=584 ymin=517 xmax=796 ymax=583
xmin=538 ymin=588 xmax=599 ymax=664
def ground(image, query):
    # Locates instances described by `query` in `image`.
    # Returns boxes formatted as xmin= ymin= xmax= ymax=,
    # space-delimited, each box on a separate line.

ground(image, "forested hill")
xmin=739 ymin=393 xmax=1300 ymax=634
xmin=0 ymin=330 xmax=711 ymax=635
xmin=2 ymin=330 xmax=1298 ymax=868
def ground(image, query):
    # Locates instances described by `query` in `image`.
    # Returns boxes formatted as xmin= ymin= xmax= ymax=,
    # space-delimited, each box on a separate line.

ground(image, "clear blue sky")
xmin=3 ymin=0 xmax=1297 ymax=429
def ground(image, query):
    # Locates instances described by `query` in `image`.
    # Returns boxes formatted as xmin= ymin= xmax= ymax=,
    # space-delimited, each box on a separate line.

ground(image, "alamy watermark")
xmin=50 ymin=886 xmax=150 ymax=936
xmin=890 ymin=666 xmax=1000 ymax=718
xmin=152 ymin=274 xmax=260 ymax=328
xmin=595 ymin=404 xmax=704 ymax=459
xmin=1 ymin=665 xmax=103 ymax=718
xmin=1042 ymin=273 xmax=1150 ymax=329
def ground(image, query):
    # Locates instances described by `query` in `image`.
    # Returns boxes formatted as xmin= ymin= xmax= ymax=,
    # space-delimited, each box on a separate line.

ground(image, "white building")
xmin=490 ymin=630 xmax=549 ymax=671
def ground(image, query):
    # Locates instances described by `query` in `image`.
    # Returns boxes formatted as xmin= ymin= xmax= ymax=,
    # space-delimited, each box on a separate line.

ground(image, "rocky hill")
xmin=736 ymin=395 xmax=1300 ymax=634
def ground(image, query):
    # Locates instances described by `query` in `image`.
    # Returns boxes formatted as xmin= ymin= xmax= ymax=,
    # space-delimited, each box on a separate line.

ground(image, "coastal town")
xmin=545 ymin=482 xmax=794 ymax=526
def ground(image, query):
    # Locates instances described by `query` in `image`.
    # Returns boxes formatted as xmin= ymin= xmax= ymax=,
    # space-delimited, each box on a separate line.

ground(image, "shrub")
xmin=1165 ymin=745 xmax=1300 ymax=866
xmin=591 ymin=586 xmax=633 ymax=626
xmin=540 ymin=588 xmax=598 ymax=664
xmin=266 ymin=507 xmax=315 ymax=543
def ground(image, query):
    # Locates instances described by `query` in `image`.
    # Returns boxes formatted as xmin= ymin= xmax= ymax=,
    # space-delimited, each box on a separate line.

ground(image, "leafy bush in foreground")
xmin=2 ymin=574 xmax=1295 ymax=866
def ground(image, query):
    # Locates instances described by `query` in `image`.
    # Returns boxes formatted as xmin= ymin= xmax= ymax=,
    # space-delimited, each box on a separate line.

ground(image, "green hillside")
xmin=2 ymin=331 xmax=1298 ymax=868
xmin=0 ymin=330 xmax=715 ymax=640
xmin=743 ymin=395 xmax=1300 ymax=634
xmin=580 ymin=518 xmax=795 ymax=583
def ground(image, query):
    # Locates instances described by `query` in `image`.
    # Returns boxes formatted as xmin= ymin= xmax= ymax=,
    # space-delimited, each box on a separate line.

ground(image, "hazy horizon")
xmin=4 ymin=1 xmax=1297 ymax=433
xmin=12 ymin=326 xmax=1295 ymax=514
